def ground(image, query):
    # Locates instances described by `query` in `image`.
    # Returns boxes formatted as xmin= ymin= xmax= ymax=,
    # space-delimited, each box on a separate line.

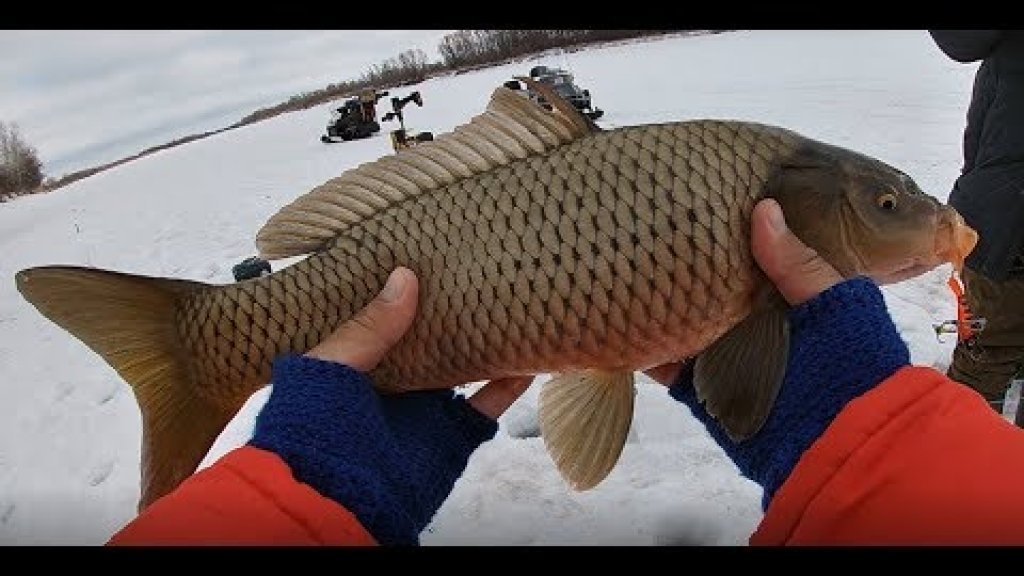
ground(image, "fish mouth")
xmin=870 ymin=206 xmax=978 ymax=285
xmin=934 ymin=206 xmax=978 ymax=275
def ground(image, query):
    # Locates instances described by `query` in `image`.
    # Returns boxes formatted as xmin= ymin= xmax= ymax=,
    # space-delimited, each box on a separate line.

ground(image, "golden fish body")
xmin=15 ymin=78 xmax=975 ymax=510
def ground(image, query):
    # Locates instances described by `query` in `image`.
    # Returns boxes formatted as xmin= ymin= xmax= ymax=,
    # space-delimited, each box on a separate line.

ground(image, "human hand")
xmin=249 ymin=267 xmax=532 ymax=545
xmin=647 ymin=198 xmax=909 ymax=506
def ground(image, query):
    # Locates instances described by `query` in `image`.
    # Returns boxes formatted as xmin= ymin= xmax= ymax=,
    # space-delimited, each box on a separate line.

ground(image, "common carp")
xmin=15 ymin=78 xmax=977 ymax=511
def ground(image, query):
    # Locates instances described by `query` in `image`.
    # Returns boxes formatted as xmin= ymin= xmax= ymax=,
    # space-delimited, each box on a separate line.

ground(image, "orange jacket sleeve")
xmin=107 ymin=446 xmax=377 ymax=546
xmin=753 ymin=365 xmax=1024 ymax=545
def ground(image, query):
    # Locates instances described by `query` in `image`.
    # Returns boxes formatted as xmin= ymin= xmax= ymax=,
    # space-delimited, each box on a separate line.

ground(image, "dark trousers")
xmin=947 ymin=265 xmax=1024 ymax=425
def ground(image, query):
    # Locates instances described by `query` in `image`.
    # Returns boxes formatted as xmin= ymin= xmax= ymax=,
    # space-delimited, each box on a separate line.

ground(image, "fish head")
xmin=768 ymin=142 xmax=977 ymax=285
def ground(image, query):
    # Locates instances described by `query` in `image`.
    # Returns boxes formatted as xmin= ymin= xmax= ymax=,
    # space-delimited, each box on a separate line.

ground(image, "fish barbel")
xmin=15 ymin=77 xmax=977 ymax=510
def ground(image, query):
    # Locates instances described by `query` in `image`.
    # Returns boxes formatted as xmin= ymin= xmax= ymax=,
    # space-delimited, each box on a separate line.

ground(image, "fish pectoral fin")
xmin=538 ymin=370 xmax=635 ymax=491
xmin=693 ymin=292 xmax=790 ymax=442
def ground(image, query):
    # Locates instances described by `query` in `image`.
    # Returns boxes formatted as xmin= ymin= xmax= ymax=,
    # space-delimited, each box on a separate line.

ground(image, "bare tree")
xmin=396 ymin=48 xmax=429 ymax=80
xmin=0 ymin=121 xmax=44 ymax=199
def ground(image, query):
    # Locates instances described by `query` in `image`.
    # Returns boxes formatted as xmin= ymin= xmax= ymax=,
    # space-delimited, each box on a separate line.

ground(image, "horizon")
xmin=2 ymin=30 xmax=452 ymax=179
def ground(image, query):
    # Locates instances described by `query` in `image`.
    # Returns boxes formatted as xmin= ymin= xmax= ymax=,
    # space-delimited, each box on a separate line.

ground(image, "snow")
xmin=0 ymin=30 xmax=981 ymax=545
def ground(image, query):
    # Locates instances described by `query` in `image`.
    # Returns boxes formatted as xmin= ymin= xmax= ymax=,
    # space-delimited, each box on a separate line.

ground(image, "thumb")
xmin=751 ymin=198 xmax=843 ymax=306
xmin=305 ymin=267 xmax=420 ymax=372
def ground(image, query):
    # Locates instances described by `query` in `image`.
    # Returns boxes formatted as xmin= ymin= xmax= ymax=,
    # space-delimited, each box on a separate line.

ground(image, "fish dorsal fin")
xmin=255 ymin=81 xmax=599 ymax=260
xmin=693 ymin=289 xmax=790 ymax=442
xmin=539 ymin=369 xmax=635 ymax=491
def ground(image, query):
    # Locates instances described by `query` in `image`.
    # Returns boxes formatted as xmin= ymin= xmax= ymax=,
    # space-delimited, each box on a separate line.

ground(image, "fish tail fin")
xmin=15 ymin=265 xmax=240 ymax=511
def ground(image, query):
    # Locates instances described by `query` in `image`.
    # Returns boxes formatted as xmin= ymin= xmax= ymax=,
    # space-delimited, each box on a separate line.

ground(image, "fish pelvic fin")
xmin=539 ymin=369 xmax=635 ymax=491
xmin=255 ymin=80 xmax=595 ymax=261
xmin=15 ymin=265 xmax=239 ymax=511
xmin=693 ymin=289 xmax=790 ymax=442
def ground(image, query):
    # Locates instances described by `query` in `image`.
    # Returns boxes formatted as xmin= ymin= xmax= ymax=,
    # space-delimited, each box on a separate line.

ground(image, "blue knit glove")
xmin=669 ymin=276 xmax=910 ymax=509
xmin=249 ymin=353 xmax=498 ymax=546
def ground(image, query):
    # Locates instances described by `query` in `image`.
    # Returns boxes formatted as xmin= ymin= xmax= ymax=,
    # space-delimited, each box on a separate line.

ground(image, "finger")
xmin=467 ymin=376 xmax=534 ymax=420
xmin=751 ymin=198 xmax=843 ymax=306
xmin=305 ymin=267 xmax=420 ymax=371
xmin=644 ymin=362 xmax=683 ymax=387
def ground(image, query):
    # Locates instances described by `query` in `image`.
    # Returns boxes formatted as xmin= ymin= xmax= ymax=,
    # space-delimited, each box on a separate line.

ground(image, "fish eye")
xmin=877 ymin=193 xmax=897 ymax=211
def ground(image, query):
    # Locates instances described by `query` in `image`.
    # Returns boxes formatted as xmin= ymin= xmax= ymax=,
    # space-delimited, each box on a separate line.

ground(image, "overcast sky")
xmin=0 ymin=30 xmax=453 ymax=178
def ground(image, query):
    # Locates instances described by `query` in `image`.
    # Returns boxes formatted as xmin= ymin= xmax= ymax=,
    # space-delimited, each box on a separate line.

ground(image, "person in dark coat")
xmin=929 ymin=30 xmax=1024 ymax=424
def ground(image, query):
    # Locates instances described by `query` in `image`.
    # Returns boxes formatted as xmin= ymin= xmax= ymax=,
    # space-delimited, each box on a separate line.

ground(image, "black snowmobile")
xmin=320 ymin=89 xmax=389 ymax=143
xmin=525 ymin=65 xmax=604 ymax=120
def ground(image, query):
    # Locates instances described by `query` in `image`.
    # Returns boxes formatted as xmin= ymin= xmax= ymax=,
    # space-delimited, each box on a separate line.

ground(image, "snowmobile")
xmin=320 ymin=89 xmax=389 ymax=143
xmin=523 ymin=65 xmax=604 ymax=120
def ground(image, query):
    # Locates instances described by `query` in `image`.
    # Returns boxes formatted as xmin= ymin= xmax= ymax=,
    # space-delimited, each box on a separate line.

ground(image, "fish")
xmin=15 ymin=77 xmax=978 ymax=511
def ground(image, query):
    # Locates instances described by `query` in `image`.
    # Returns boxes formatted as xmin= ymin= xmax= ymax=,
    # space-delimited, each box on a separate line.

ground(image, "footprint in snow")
xmin=95 ymin=382 xmax=121 ymax=405
xmin=53 ymin=381 xmax=74 ymax=402
xmin=87 ymin=461 xmax=115 ymax=487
